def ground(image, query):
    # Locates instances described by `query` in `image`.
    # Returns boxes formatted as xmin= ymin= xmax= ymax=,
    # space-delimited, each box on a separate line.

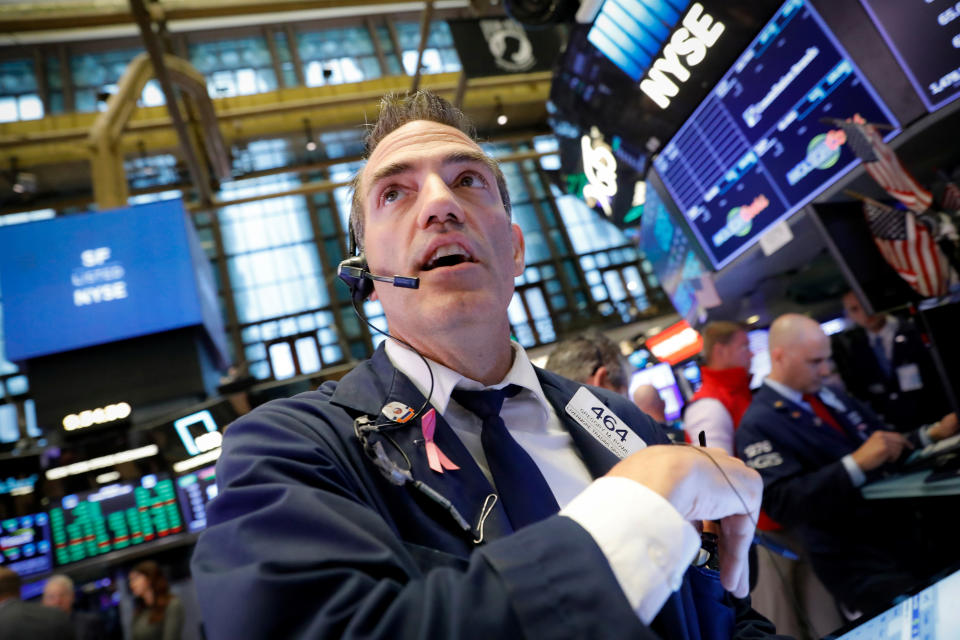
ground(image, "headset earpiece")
xmin=337 ymin=254 xmax=374 ymax=302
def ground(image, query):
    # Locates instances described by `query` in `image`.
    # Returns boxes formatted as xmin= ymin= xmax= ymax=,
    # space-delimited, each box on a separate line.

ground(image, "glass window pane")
xmin=603 ymin=271 xmax=627 ymax=301
xmin=269 ymin=342 xmax=296 ymax=379
xmin=295 ymin=337 xmax=321 ymax=374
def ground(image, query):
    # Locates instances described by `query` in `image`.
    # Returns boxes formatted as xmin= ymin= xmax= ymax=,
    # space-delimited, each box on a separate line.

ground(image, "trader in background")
xmin=0 ymin=568 xmax=76 ymax=640
xmin=737 ymin=313 xmax=958 ymax=617
xmin=683 ymin=321 xmax=753 ymax=454
xmin=683 ymin=321 xmax=838 ymax=639
xmin=632 ymin=384 xmax=667 ymax=424
xmin=192 ymin=90 xmax=779 ymax=640
xmin=43 ymin=574 xmax=105 ymax=640
xmin=831 ymin=290 xmax=950 ymax=431
xmin=543 ymin=331 xmax=631 ymax=396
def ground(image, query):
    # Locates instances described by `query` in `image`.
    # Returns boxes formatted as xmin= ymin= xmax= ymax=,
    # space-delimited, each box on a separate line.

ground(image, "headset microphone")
xmin=337 ymin=255 xmax=419 ymax=302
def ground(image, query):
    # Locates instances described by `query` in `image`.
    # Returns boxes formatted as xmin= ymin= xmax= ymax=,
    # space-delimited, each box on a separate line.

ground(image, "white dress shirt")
xmin=385 ymin=339 xmax=700 ymax=624
xmin=866 ymin=315 xmax=899 ymax=362
xmin=684 ymin=399 xmax=735 ymax=455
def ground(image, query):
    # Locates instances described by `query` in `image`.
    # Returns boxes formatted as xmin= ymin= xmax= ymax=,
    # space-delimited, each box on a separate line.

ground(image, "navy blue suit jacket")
xmin=735 ymin=385 xmax=933 ymax=610
xmin=831 ymin=320 xmax=950 ymax=430
xmin=192 ymin=346 xmax=779 ymax=639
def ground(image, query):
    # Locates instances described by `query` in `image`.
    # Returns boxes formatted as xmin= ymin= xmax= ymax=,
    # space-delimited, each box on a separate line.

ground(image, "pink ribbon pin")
xmin=421 ymin=409 xmax=459 ymax=473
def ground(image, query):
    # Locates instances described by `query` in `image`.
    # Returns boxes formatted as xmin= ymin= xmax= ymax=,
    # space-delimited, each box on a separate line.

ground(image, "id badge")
xmin=896 ymin=363 xmax=923 ymax=392
xmin=564 ymin=387 xmax=646 ymax=459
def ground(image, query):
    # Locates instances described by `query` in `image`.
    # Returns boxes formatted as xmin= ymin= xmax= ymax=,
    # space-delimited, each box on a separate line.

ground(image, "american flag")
xmin=942 ymin=182 xmax=960 ymax=212
xmin=863 ymin=201 xmax=952 ymax=298
xmin=839 ymin=116 xmax=933 ymax=213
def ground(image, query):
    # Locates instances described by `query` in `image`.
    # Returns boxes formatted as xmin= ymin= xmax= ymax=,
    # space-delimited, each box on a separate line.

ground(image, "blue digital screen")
xmin=860 ymin=0 xmax=960 ymax=113
xmin=588 ymin=0 xmax=691 ymax=82
xmin=0 ymin=200 xmax=223 ymax=362
xmin=0 ymin=512 xmax=53 ymax=578
xmin=653 ymin=0 xmax=899 ymax=268
xmin=639 ymin=176 xmax=713 ymax=324
xmin=830 ymin=565 xmax=960 ymax=639
xmin=175 ymin=465 xmax=218 ymax=533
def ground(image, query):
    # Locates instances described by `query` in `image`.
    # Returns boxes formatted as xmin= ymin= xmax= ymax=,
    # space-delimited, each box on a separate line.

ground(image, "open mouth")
xmin=421 ymin=245 xmax=475 ymax=271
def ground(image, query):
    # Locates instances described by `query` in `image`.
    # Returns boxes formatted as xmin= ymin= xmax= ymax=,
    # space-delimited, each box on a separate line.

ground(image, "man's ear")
xmin=511 ymin=223 xmax=525 ymax=277
xmin=586 ymin=366 xmax=608 ymax=390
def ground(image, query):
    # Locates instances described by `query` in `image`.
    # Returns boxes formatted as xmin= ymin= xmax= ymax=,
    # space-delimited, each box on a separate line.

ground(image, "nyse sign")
xmin=72 ymin=247 xmax=128 ymax=306
xmin=640 ymin=4 xmax=725 ymax=109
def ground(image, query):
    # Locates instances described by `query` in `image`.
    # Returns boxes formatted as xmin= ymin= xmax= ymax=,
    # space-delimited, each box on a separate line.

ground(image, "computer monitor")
xmin=653 ymin=0 xmax=899 ymax=269
xmin=175 ymin=465 xmax=218 ymax=534
xmin=49 ymin=474 xmax=184 ymax=566
xmin=827 ymin=564 xmax=960 ymax=639
xmin=747 ymin=329 xmax=772 ymax=389
xmin=630 ymin=363 xmax=684 ymax=422
xmin=0 ymin=512 xmax=53 ymax=579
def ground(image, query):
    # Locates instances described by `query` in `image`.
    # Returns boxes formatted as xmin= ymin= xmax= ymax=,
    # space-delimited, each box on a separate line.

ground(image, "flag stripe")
xmin=863 ymin=200 xmax=948 ymax=297
xmin=843 ymin=120 xmax=933 ymax=213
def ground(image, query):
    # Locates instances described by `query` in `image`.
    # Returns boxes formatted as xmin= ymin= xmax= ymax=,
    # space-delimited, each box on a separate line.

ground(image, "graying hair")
xmin=348 ymin=90 xmax=511 ymax=253
xmin=544 ymin=332 xmax=629 ymax=391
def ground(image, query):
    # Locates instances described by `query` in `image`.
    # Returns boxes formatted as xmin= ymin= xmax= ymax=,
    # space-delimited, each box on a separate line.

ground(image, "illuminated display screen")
xmin=630 ymin=362 xmax=684 ymax=422
xmin=49 ymin=475 xmax=183 ymax=565
xmin=175 ymin=465 xmax=218 ymax=533
xmin=653 ymin=0 xmax=898 ymax=268
xmin=860 ymin=0 xmax=960 ymax=113
xmin=0 ymin=199 xmax=227 ymax=363
xmin=639 ymin=175 xmax=713 ymax=323
xmin=831 ymin=565 xmax=960 ymax=639
xmin=0 ymin=512 xmax=52 ymax=578
xmin=747 ymin=329 xmax=771 ymax=389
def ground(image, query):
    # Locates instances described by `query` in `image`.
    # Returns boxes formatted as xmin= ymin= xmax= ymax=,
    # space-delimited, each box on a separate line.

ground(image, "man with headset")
xmin=191 ymin=91 xmax=779 ymax=639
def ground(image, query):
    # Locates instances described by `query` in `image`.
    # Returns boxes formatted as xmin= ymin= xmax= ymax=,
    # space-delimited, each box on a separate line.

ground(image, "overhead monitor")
xmin=0 ymin=199 xmax=228 ymax=366
xmin=644 ymin=320 xmax=703 ymax=365
xmin=0 ymin=512 xmax=52 ymax=579
xmin=49 ymin=474 xmax=184 ymax=566
xmin=653 ymin=0 xmax=899 ymax=269
xmin=144 ymin=398 xmax=238 ymax=468
xmin=638 ymin=173 xmax=717 ymax=324
xmin=175 ymin=465 xmax=218 ymax=533
xmin=630 ymin=362 xmax=685 ymax=422
xmin=859 ymin=0 xmax=960 ymax=113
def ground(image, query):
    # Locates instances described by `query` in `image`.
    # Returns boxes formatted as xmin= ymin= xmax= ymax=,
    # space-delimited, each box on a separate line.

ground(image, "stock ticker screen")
xmin=0 ymin=512 xmax=53 ymax=578
xmin=860 ymin=0 xmax=960 ymax=113
xmin=49 ymin=475 xmax=183 ymax=566
xmin=175 ymin=465 xmax=218 ymax=533
xmin=653 ymin=0 xmax=898 ymax=268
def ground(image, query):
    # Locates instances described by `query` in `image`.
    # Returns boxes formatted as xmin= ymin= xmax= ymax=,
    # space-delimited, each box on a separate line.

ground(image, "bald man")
xmin=736 ymin=313 xmax=958 ymax=616
xmin=632 ymin=385 xmax=666 ymax=424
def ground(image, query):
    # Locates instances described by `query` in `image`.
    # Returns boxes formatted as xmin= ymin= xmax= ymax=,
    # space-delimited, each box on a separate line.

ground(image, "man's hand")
xmin=606 ymin=445 xmax=762 ymax=598
xmin=850 ymin=431 xmax=913 ymax=471
xmin=927 ymin=413 xmax=959 ymax=442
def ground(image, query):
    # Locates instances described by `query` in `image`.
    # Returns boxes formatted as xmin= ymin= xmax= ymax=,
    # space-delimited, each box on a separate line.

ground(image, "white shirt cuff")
xmin=841 ymin=454 xmax=866 ymax=487
xmin=918 ymin=423 xmax=935 ymax=447
xmin=560 ymin=476 xmax=701 ymax=624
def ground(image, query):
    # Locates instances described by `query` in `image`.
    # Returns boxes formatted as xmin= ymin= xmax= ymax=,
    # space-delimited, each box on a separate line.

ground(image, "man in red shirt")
xmin=684 ymin=321 xmax=841 ymax=640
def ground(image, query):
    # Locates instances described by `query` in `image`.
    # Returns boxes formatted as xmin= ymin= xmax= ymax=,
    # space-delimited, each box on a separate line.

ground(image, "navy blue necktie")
xmin=871 ymin=334 xmax=893 ymax=379
xmin=452 ymin=385 xmax=560 ymax=529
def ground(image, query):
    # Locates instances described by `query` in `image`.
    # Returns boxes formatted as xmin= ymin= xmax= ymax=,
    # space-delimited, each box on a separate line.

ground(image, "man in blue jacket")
xmin=191 ymin=91 xmax=780 ymax=640
xmin=736 ymin=313 xmax=958 ymax=616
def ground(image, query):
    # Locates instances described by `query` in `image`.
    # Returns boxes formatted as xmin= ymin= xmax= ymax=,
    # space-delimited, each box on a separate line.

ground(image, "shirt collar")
xmin=763 ymin=377 xmax=805 ymax=405
xmin=384 ymin=339 xmax=551 ymax=415
xmin=867 ymin=314 xmax=898 ymax=342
